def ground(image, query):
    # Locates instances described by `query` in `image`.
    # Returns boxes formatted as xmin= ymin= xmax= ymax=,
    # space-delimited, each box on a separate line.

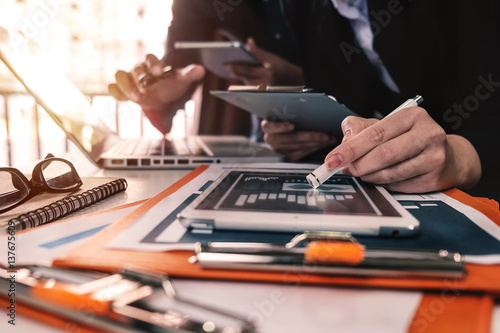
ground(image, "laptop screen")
xmin=0 ymin=27 xmax=115 ymax=162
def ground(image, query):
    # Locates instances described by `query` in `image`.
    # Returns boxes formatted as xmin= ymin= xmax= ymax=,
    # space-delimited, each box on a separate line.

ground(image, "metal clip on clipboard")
xmin=0 ymin=265 xmax=255 ymax=333
xmin=193 ymin=231 xmax=466 ymax=279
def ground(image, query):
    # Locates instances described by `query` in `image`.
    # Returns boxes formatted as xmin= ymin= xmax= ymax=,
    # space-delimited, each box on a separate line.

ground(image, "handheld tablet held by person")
xmin=211 ymin=90 xmax=358 ymax=138
xmin=174 ymin=41 xmax=261 ymax=79
xmin=177 ymin=169 xmax=420 ymax=237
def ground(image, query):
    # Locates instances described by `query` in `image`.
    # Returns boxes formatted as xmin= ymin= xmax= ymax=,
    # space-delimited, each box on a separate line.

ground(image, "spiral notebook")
xmin=1 ymin=178 xmax=127 ymax=233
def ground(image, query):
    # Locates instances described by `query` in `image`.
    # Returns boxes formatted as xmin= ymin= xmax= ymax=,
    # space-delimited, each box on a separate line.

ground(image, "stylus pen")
xmin=306 ymin=95 xmax=424 ymax=188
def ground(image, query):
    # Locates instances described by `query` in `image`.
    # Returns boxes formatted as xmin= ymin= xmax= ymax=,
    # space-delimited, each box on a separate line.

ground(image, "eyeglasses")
xmin=0 ymin=154 xmax=82 ymax=214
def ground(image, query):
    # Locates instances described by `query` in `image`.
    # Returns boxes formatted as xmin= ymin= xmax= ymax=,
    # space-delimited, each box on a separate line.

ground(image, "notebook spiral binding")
xmin=9 ymin=178 xmax=128 ymax=230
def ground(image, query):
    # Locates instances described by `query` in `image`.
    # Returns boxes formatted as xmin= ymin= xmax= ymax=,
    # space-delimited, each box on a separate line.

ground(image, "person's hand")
xmin=109 ymin=54 xmax=205 ymax=109
xmin=225 ymin=38 xmax=305 ymax=86
xmin=324 ymin=107 xmax=481 ymax=193
xmin=108 ymin=54 xmax=205 ymax=134
xmin=262 ymin=120 xmax=337 ymax=162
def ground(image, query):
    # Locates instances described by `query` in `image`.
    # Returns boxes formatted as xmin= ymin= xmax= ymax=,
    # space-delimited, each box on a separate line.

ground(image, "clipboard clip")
xmin=285 ymin=231 xmax=365 ymax=265
xmin=113 ymin=266 xmax=256 ymax=333
xmin=0 ymin=265 xmax=255 ymax=333
xmin=193 ymin=231 xmax=466 ymax=279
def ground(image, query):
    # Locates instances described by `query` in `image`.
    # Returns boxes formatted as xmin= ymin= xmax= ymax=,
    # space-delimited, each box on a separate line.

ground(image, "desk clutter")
xmin=1 ymin=177 xmax=127 ymax=233
xmin=0 ymin=265 xmax=254 ymax=333
xmin=1 ymin=154 xmax=128 ymax=233
xmin=1 ymin=163 xmax=500 ymax=332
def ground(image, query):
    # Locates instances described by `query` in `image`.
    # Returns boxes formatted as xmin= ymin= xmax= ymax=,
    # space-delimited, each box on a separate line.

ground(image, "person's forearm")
xmin=143 ymin=81 xmax=198 ymax=135
xmin=142 ymin=103 xmax=176 ymax=135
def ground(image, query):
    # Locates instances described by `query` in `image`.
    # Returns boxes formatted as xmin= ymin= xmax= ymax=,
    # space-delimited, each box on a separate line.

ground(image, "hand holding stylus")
xmin=307 ymin=95 xmax=480 ymax=193
xmin=307 ymin=96 xmax=423 ymax=188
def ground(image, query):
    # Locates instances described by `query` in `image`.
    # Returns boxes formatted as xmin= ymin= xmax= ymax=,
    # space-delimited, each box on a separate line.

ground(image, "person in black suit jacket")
xmin=109 ymin=0 xmax=499 ymax=200
xmin=262 ymin=0 xmax=499 ymax=200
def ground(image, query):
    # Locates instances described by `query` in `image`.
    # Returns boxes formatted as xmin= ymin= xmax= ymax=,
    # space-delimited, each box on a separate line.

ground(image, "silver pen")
xmin=306 ymin=95 xmax=424 ymax=188
xmin=138 ymin=65 xmax=174 ymax=88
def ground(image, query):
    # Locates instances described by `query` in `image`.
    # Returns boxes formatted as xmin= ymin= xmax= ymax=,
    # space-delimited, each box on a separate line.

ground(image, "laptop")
xmin=0 ymin=27 xmax=283 ymax=169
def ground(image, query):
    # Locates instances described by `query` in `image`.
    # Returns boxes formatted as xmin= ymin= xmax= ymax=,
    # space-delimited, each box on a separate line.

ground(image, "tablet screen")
xmin=195 ymin=171 xmax=401 ymax=217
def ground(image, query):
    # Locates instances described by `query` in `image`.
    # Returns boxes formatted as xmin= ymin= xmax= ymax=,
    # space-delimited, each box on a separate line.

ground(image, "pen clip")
xmin=138 ymin=65 xmax=173 ymax=88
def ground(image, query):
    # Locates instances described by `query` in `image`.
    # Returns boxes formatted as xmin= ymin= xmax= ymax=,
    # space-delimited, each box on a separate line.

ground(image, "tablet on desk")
xmin=211 ymin=90 xmax=358 ymax=137
xmin=178 ymin=169 xmax=420 ymax=237
xmin=174 ymin=41 xmax=261 ymax=79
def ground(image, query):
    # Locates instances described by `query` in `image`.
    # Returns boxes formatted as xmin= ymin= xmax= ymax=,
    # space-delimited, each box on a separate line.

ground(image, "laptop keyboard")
xmin=113 ymin=138 xmax=191 ymax=156
xmin=149 ymin=138 xmax=174 ymax=156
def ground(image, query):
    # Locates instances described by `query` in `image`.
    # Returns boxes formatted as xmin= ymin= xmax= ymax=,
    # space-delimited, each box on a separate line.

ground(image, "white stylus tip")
xmin=306 ymin=173 xmax=320 ymax=189
xmin=307 ymin=164 xmax=337 ymax=188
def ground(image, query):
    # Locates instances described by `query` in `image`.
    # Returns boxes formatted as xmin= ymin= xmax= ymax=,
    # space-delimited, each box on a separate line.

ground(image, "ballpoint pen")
xmin=137 ymin=65 xmax=174 ymax=88
xmin=306 ymin=95 xmax=424 ymax=189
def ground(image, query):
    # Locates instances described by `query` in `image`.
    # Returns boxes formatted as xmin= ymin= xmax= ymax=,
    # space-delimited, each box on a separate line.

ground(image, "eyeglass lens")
xmin=41 ymin=160 xmax=80 ymax=190
xmin=0 ymin=171 xmax=30 ymax=211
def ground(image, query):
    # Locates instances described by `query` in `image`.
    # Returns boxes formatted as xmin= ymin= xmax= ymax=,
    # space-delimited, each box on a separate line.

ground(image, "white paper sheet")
xmin=172 ymin=278 xmax=422 ymax=333
xmin=493 ymin=304 xmax=500 ymax=333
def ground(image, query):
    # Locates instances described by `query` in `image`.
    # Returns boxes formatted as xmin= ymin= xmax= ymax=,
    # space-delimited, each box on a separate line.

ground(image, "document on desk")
xmin=0 ymin=200 xmax=144 ymax=266
xmin=106 ymin=163 xmax=500 ymax=265
xmin=172 ymin=278 xmax=422 ymax=333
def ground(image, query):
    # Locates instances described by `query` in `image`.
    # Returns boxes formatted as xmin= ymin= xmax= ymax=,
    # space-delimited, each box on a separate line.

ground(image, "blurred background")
xmin=0 ymin=0 xmax=178 ymax=170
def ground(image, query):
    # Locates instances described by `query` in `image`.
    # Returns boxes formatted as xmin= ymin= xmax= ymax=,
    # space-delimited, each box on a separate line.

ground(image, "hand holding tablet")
xmin=174 ymin=41 xmax=262 ymax=79
xmin=211 ymin=90 xmax=358 ymax=138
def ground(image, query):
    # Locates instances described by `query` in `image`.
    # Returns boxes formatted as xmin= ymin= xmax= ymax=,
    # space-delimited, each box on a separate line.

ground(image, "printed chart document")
xmin=0 ymin=201 xmax=144 ymax=267
xmin=106 ymin=163 xmax=500 ymax=265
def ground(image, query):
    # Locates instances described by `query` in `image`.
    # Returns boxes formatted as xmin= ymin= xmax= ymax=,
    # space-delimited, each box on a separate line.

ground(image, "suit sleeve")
xmin=162 ymin=0 xmax=218 ymax=68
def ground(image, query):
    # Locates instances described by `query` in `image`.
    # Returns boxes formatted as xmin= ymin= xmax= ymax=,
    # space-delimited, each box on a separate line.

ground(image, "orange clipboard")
xmin=53 ymin=166 xmax=500 ymax=295
xmin=48 ymin=165 xmax=500 ymax=333
xmin=0 ymin=296 xmax=103 ymax=333
xmin=408 ymin=293 xmax=494 ymax=333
